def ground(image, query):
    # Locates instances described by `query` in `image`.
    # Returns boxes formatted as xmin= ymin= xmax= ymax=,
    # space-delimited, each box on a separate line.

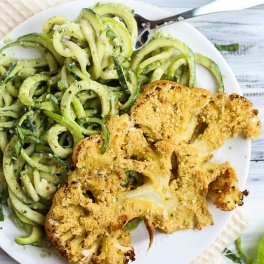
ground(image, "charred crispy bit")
xmin=208 ymin=166 xmax=246 ymax=210
xmin=45 ymin=80 xmax=261 ymax=264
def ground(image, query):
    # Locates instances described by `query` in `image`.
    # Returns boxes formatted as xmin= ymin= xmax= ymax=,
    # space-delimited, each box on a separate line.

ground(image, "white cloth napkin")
xmin=0 ymin=0 xmax=249 ymax=262
xmin=192 ymin=208 xmax=249 ymax=263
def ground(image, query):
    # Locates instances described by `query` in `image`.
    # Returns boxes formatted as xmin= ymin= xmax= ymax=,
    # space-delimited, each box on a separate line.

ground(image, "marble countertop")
xmin=0 ymin=0 xmax=263 ymax=263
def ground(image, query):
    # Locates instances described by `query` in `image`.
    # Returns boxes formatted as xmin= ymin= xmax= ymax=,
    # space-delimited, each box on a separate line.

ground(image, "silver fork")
xmin=134 ymin=0 xmax=264 ymax=49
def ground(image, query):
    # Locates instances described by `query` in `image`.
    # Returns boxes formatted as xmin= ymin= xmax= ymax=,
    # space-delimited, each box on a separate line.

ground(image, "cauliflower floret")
xmin=208 ymin=167 xmax=249 ymax=211
xmin=45 ymin=80 xmax=261 ymax=264
xmin=193 ymin=92 xmax=262 ymax=157
xmin=45 ymin=182 xmax=137 ymax=264
xmin=131 ymin=80 xmax=212 ymax=144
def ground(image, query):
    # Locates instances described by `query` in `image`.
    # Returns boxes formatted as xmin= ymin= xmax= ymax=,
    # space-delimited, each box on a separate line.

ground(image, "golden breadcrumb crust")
xmin=45 ymin=80 xmax=261 ymax=264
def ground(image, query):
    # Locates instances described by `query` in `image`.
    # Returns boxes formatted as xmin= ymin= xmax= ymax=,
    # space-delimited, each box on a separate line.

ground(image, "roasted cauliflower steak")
xmin=45 ymin=80 xmax=261 ymax=264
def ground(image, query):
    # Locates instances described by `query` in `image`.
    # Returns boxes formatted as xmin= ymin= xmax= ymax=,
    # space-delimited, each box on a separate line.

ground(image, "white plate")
xmin=0 ymin=0 xmax=251 ymax=263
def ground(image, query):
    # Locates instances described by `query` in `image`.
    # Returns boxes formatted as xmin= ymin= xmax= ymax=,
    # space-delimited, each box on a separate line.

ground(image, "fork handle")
xmin=149 ymin=0 xmax=264 ymax=29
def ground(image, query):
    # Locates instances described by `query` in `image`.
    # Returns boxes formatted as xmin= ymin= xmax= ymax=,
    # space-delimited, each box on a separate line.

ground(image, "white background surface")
xmin=0 ymin=0 xmax=263 ymax=263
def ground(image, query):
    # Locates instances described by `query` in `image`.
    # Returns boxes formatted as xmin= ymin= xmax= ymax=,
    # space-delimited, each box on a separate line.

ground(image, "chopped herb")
xmin=106 ymin=28 xmax=117 ymax=38
xmin=17 ymin=126 xmax=48 ymax=146
xmin=123 ymin=217 xmax=142 ymax=231
xmin=0 ymin=184 xmax=8 ymax=221
xmin=106 ymin=26 xmax=118 ymax=48
xmin=123 ymin=170 xmax=142 ymax=188
xmin=21 ymin=117 xmax=35 ymax=131
xmin=0 ymin=205 xmax=5 ymax=221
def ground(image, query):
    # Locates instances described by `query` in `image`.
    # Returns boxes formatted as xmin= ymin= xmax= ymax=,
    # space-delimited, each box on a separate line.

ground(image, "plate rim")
xmin=0 ymin=0 xmax=251 ymax=263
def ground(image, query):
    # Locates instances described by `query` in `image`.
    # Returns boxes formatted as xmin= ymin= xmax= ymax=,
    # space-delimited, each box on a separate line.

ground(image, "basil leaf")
xmin=257 ymin=236 xmax=264 ymax=263
xmin=224 ymin=248 xmax=242 ymax=263
xmin=236 ymin=236 xmax=255 ymax=264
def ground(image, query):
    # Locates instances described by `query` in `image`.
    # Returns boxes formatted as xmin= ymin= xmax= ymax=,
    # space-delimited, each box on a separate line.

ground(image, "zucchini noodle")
xmin=0 ymin=2 xmax=224 ymax=246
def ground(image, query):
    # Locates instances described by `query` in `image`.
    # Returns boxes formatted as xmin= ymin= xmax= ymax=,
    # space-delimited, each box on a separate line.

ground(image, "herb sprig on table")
xmin=215 ymin=43 xmax=239 ymax=52
xmin=225 ymin=236 xmax=264 ymax=264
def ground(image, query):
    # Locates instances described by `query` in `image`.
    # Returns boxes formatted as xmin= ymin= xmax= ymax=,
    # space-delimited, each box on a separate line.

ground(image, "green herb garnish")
xmin=236 ymin=235 xmax=264 ymax=264
xmin=215 ymin=43 xmax=239 ymax=51
xmin=123 ymin=217 xmax=142 ymax=231
xmin=0 ymin=184 xmax=8 ymax=221
xmin=224 ymin=248 xmax=242 ymax=263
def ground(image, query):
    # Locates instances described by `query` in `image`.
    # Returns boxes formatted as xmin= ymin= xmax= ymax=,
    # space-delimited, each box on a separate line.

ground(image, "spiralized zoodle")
xmin=0 ymin=2 xmax=224 ymax=246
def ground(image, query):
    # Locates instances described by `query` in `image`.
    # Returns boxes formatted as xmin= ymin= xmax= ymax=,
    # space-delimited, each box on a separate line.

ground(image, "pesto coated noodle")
xmin=0 ymin=2 xmax=224 ymax=246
